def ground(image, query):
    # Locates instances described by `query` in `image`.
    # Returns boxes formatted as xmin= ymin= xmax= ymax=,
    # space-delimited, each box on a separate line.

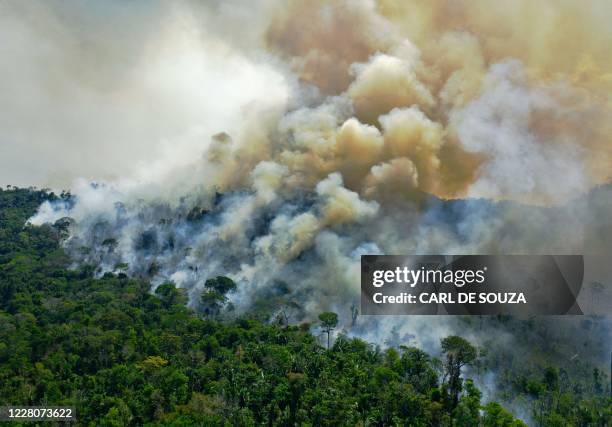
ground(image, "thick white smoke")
xmin=0 ymin=1 xmax=288 ymax=188
xmin=451 ymin=60 xmax=591 ymax=204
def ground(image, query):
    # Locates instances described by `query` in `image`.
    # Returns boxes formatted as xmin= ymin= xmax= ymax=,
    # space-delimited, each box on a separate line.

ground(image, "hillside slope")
xmin=0 ymin=187 xmax=610 ymax=425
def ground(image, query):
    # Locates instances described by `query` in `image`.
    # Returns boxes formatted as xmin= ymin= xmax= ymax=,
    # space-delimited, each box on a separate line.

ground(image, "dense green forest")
xmin=0 ymin=187 xmax=610 ymax=426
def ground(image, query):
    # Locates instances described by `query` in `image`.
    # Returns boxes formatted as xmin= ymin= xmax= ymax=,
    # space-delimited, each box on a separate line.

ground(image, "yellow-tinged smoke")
xmin=257 ymin=0 xmax=612 ymax=204
xmin=5 ymin=0 xmax=610 ymax=204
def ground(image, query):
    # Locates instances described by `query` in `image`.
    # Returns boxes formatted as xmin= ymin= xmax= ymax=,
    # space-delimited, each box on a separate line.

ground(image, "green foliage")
xmin=0 ymin=187 xmax=609 ymax=426
xmin=453 ymin=380 xmax=482 ymax=426
xmin=441 ymin=335 xmax=478 ymax=409
xmin=200 ymin=276 xmax=237 ymax=317
xmin=483 ymin=402 xmax=527 ymax=427
xmin=204 ymin=276 xmax=237 ymax=295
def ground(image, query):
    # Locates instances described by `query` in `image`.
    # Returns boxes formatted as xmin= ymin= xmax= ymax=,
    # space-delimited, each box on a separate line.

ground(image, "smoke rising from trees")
xmin=13 ymin=1 xmax=611 ymax=356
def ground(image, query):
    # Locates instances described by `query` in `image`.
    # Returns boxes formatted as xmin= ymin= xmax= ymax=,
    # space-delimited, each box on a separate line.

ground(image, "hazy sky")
xmin=0 ymin=1 xmax=287 ymax=188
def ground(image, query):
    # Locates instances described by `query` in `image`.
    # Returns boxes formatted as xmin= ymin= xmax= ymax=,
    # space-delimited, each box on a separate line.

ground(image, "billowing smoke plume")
xmin=19 ymin=1 xmax=612 ymax=354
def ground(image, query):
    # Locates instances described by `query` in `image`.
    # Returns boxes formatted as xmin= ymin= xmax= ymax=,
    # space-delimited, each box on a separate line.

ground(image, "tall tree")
xmin=200 ymin=276 xmax=236 ymax=317
xmin=318 ymin=312 xmax=338 ymax=349
xmin=441 ymin=336 xmax=477 ymax=409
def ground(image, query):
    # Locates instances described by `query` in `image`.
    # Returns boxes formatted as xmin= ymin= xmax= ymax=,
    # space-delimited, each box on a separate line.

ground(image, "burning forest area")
xmin=0 ymin=1 xmax=610 ymax=425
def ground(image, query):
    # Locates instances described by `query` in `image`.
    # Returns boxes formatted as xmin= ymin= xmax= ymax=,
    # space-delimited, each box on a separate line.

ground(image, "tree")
xmin=155 ymin=283 xmax=187 ymax=308
xmin=200 ymin=276 xmax=237 ymax=317
xmin=441 ymin=336 xmax=477 ymax=409
xmin=204 ymin=276 xmax=237 ymax=295
xmin=350 ymin=304 xmax=358 ymax=326
xmin=318 ymin=312 xmax=338 ymax=349
xmin=543 ymin=366 xmax=559 ymax=392
xmin=200 ymin=291 xmax=228 ymax=318
xmin=482 ymin=402 xmax=527 ymax=427
xmin=275 ymin=301 xmax=301 ymax=327
xmin=398 ymin=347 xmax=438 ymax=394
